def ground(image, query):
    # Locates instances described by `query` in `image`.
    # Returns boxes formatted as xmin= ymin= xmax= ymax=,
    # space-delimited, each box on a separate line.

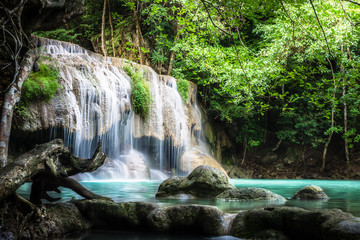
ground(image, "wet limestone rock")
xmin=291 ymin=185 xmax=329 ymax=200
xmin=216 ymin=187 xmax=286 ymax=202
xmin=179 ymin=148 xmax=227 ymax=175
xmin=156 ymin=165 xmax=235 ymax=198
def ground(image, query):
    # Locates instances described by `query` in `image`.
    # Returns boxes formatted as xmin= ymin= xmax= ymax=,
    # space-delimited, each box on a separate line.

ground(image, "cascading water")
xmin=33 ymin=37 xmax=212 ymax=180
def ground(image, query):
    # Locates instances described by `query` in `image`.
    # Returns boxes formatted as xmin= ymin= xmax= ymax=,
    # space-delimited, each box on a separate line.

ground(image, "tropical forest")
xmin=1 ymin=0 xmax=360 ymax=239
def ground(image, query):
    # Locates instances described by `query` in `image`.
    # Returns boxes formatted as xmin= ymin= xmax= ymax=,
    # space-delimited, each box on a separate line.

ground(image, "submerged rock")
xmin=156 ymin=165 xmax=235 ymax=198
xmin=216 ymin=187 xmax=286 ymax=202
xmin=291 ymin=185 xmax=329 ymax=200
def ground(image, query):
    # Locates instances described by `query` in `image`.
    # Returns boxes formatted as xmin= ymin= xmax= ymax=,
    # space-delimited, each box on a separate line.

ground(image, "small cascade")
xmin=150 ymin=169 xmax=168 ymax=180
xmin=31 ymin=37 xmax=214 ymax=180
xmin=76 ymin=149 xmax=150 ymax=180
xmin=221 ymin=213 xmax=237 ymax=235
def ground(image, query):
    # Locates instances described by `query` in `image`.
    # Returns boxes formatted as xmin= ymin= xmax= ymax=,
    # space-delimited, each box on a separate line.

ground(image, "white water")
xmin=35 ymin=38 xmax=205 ymax=180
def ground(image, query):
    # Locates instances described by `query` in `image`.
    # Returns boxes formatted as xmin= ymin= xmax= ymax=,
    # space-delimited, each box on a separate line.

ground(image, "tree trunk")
xmin=0 ymin=139 xmax=108 ymax=203
xmin=133 ymin=1 xmax=145 ymax=64
xmin=302 ymin=146 xmax=307 ymax=173
xmin=0 ymin=49 xmax=38 ymax=168
xmin=343 ymin=83 xmax=350 ymax=164
xmin=107 ymin=0 xmax=116 ymax=57
xmin=341 ymin=45 xmax=350 ymax=164
xmin=101 ymin=0 xmax=107 ymax=57
xmin=321 ymin=60 xmax=337 ymax=172
xmin=241 ymin=139 xmax=247 ymax=165
xmin=167 ymin=24 xmax=181 ymax=75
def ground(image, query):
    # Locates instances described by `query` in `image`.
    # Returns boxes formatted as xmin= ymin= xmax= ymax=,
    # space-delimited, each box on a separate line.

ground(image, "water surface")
xmin=17 ymin=179 xmax=360 ymax=216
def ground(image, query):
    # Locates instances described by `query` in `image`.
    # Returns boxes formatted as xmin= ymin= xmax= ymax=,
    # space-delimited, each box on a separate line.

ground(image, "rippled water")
xmin=17 ymin=179 xmax=360 ymax=217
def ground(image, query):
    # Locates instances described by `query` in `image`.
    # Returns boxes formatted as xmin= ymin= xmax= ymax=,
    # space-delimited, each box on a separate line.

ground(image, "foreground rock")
xmin=231 ymin=206 xmax=360 ymax=240
xmin=74 ymin=200 xmax=157 ymax=229
xmin=0 ymin=195 xmax=90 ymax=239
xmin=292 ymin=185 xmax=329 ymax=200
xmin=216 ymin=187 xmax=286 ymax=202
xmin=72 ymin=199 xmax=228 ymax=235
xmin=156 ymin=165 xmax=235 ymax=198
xmin=3 ymin=198 xmax=360 ymax=240
xmin=1 ymin=197 xmax=360 ymax=239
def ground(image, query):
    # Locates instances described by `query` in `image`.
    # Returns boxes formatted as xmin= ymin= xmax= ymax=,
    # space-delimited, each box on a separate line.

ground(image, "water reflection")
xmin=67 ymin=230 xmax=242 ymax=240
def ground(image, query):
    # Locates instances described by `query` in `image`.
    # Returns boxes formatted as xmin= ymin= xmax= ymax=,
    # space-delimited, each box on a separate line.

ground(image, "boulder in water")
xmin=291 ymin=185 xmax=328 ymax=200
xmin=156 ymin=165 xmax=235 ymax=198
xmin=216 ymin=187 xmax=286 ymax=202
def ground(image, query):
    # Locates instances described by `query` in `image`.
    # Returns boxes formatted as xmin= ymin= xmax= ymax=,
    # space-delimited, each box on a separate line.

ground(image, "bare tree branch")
xmin=309 ymin=0 xmax=333 ymax=58
xmin=343 ymin=0 xmax=360 ymax=6
xmin=339 ymin=0 xmax=360 ymax=26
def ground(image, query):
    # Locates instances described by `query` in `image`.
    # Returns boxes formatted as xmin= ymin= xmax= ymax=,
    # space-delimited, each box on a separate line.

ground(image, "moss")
xmin=124 ymin=65 xmax=152 ymax=120
xmin=177 ymin=79 xmax=190 ymax=102
xmin=22 ymin=61 xmax=61 ymax=104
xmin=70 ymin=156 xmax=80 ymax=170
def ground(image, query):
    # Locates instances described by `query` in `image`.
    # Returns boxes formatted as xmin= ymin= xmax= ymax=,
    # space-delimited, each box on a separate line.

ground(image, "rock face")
xmin=292 ymin=185 xmax=329 ymax=200
xmin=216 ymin=188 xmax=286 ymax=202
xmin=13 ymin=38 xmax=214 ymax=178
xmin=156 ymin=165 xmax=235 ymax=198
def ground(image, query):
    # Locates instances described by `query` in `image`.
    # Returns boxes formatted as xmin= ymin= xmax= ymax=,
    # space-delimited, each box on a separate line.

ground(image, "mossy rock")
xmin=155 ymin=176 xmax=185 ymax=198
xmin=216 ymin=187 xmax=286 ymax=202
xmin=73 ymin=199 xmax=157 ymax=229
xmin=156 ymin=165 xmax=235 ymax=198
xmin=147 ymin=204 xmax=226 ymax=235
xmin=231 ymin=206 xmax=360 ymax=240
xmin=291 ymin=185 xmax=328 ymax=200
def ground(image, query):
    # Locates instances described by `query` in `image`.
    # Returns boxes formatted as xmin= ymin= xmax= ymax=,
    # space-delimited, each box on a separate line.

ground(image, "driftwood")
xmin=0 ymin=139 xmax=109 ymax=204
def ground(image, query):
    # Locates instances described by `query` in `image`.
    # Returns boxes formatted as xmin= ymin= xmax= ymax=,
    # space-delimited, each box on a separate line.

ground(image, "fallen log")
xmin=0 ymin=139 xmax=109 ymax=204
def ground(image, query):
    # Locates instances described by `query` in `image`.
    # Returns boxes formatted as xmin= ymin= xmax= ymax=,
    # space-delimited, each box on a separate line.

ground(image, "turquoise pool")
xmin=17 ymin=179 xmax=360 ymax=216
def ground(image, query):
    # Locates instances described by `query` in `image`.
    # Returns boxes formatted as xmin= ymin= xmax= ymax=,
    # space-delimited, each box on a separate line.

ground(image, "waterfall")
xmin=33 ymin=37 xmax=209 ymax=180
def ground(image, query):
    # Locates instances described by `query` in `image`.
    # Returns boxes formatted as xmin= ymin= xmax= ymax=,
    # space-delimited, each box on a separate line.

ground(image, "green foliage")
xmin=21 ymin=63 xmax=60 ymax=105
xmin=125 ymin=65 xmax=152 ymax=119
xmin=176 ymin=79 xmax=189 ymax=102
xmin=33 ymin=0 xmax=360 ymax=160
xmin=14 ymin=61 xmax=60 ymax=127
xmin=33 ymin=28 xmax=80 ymax=43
